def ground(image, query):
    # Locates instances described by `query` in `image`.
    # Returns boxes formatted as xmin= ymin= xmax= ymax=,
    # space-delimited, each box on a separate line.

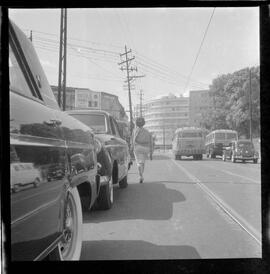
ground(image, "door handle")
xmin=44 ymin=119 xmax=62 ymax=126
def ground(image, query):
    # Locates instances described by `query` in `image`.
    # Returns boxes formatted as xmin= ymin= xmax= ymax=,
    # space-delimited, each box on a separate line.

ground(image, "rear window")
xmin=180 ymin=132 xmax=202 ymax=138
xmin=70 ymin=114 xmax=106 ymax=133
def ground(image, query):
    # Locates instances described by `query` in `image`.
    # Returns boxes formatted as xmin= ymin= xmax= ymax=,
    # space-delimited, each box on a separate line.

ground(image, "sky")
xmin=9 ymin=7 xmax=259 ymax=112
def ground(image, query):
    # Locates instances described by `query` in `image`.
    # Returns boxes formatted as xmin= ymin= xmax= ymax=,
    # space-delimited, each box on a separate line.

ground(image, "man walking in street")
xmin=132 ymin=117 xmax=153 ymax=183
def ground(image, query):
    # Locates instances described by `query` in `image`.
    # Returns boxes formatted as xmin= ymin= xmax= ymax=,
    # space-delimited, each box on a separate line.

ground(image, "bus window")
xmin=215 ymin=132 xmax=226 ymax=139
xmin=226 ymin=132 xmax=237 ymax=139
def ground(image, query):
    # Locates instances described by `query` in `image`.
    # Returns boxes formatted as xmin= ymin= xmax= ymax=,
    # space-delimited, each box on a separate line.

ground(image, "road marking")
xmin=170 ymin=159 xmax=262 ymax=246
xmin=199 ymin=162 xmax=260 ymax=184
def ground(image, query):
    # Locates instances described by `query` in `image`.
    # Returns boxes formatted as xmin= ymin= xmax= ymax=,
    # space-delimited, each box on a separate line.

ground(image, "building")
xmin=189 ymin=89 xmax=213 ymax=127
xmin=143 ymin=93 xmax=189 ymax=149
xmin=51 ymin=85 xmax=128 ymax=121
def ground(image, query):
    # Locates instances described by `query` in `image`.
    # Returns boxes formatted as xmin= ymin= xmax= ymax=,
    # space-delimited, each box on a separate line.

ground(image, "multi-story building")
xmin=51 ymin=85 xmax=128 ymax=121
xmin=143 ymin=93 xmax=189 ymax=149
xmin=189 ymin=89 xmax=213 ymax=127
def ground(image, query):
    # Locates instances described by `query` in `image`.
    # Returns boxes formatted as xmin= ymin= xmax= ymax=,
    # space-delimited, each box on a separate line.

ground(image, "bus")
xmin=172 ymin=127 xmax=205 ymax=160
xmin=205 ymin=129 xmax=238 ymax=158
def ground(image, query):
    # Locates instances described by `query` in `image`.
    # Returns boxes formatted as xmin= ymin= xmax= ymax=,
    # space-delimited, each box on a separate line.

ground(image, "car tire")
xmin=34 ymin=178 xmax=40 ymax=187
xmin=57 ymin=187 xmax=83 ymax=260
xmin=97 ymin=177 xmax=113 ymax=210
xmin=119 ymin=175 xmax=128 ymax=188
xmin=253 ymin=159 xmax=258 ymax=164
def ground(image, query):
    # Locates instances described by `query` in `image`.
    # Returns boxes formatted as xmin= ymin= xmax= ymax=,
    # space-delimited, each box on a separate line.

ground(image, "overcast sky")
xmin=9 ymin=7 xmax=259 ymax=111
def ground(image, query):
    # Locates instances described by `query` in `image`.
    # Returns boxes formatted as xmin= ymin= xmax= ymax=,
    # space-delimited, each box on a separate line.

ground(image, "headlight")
xmin=94 ymin=138 xmax=102 ymax=154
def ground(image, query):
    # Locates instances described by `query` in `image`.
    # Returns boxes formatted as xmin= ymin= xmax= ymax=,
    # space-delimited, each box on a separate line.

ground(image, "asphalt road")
xmin=80 ymin=151 xmax=261 ymax=260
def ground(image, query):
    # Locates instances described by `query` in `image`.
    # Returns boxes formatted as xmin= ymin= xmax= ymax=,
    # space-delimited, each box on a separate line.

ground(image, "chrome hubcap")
xmin=60 ymin=199 xmax=75 ymax=258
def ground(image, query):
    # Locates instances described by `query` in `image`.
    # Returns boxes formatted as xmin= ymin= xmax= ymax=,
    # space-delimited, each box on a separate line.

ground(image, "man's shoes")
xmin=139 ymin=177 xmax=144 ymax=183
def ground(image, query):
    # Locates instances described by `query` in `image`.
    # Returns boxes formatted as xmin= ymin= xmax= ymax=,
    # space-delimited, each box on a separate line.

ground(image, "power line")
xmin=22 ymin=27 xmax=123 ymax=50
xmin=184 ymin=8 xmax=216 ymax=92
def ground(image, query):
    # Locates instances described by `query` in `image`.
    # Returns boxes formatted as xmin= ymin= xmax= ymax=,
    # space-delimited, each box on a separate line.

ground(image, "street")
xmin=80 ymin=151 xmax=261 ymax=260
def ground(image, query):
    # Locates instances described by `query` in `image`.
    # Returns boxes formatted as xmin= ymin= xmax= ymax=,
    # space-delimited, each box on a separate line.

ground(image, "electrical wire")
xmin=184 ymin=8 xmax=216 ymax=92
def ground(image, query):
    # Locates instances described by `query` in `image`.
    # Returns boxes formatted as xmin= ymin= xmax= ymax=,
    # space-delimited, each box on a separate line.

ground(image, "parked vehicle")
xmin=11 ymin=162 xmax=42 ymax=192
xmin=9 ymin=21 xmax=100 ymax=260
xmin=222 ymin=140 xmax=259 ymax=163
xmin=66 ymin=110 xmax=131 ymax=209
xmin=205 ymin=129 xmax=238 ymax=158
xmin=172 ymin=127 xmax=205 ymax=160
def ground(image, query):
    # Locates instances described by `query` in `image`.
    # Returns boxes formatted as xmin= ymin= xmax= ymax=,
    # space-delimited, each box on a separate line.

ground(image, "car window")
xmin=109 ymin=117 xmax=116 ymax=135
xmin=70 ymin=113 xmax=106 ymax=133
xmin=112 ymin=118 xmax=121 ymax=137
xmin=9 ymin=45 xmax=34 ymax=98
xmin=11 ymin=22 xmax=59 ymax=110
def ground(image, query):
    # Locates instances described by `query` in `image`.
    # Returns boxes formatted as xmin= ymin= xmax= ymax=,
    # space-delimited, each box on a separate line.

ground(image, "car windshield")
xmin=180 ymin=132 xmax=202 ymax=138
xmin=70 ymin=114 xmax=106 ymax=133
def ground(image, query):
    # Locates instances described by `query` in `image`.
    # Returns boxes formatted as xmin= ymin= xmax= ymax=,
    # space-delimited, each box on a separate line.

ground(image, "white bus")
xmin=205 ymin=129 xmax=238 ymax=158
xmin=172 ymin=127 xmax=205 ymax=160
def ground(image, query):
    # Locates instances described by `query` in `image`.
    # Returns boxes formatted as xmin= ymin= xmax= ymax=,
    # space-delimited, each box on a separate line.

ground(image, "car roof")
xmin=66 ymin=109 xmax=110 ymax=116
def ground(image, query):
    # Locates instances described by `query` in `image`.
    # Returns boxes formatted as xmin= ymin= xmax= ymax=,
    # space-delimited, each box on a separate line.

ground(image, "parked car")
xmin=9 ymin=21 xmax=100 ymax=260
xmin=66 ymin=110 xmax=132 ymax=209
xmin=10 ymin=162 xmax=42 ymax=192
xmin=222 ymin=140 xmax=259 ymax=163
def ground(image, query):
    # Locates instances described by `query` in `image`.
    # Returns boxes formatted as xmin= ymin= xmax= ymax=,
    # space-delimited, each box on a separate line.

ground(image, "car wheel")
xmin=253 ymin=159 xmax=258 ymax=164
xmin=97 ymin=177 xmax=113 ymax=210
xmin=34 ymin=178 xmax=40 ymax=187
xmin=119 ymin=175 xmax=128 ymax=188
xmin=58 ymin=187 xmax=83 ymax=260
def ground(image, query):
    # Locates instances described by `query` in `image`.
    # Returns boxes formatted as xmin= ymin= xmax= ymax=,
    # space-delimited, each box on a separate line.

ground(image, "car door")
xmin=108 ymin=116 xmax=129 ymax=180
xmin=55 ymin=111 xmax=98 ymax=209
xmin=10 ymin=22 xmax=67 ymax=260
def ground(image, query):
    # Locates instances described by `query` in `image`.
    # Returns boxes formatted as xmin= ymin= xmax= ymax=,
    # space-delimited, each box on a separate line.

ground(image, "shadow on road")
xmin=80 ymin=240 xmax=201 ymax=260
xmin=84 ymin=183 xmax=185 ymax=223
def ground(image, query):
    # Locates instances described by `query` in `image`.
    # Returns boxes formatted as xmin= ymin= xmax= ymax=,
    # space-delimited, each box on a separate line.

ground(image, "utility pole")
xmin=249 ymin=68 xmax=253 ymax=141
xmin=58 ymin=8 xmax=67 ymax=110
xmin=119 ymin=46 xmax=145 ymax=137
xmin=139 ymin=89 xmax=144 ymax=117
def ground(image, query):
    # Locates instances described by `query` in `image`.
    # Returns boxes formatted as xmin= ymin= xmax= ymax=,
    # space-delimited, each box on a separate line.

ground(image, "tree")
xmin=198 ymin=66 xmax=260 ymax=138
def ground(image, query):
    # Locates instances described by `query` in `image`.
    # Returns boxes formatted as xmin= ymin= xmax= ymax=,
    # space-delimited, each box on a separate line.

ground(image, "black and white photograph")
xmin=3 ymin=4 xmax=269 ymax=270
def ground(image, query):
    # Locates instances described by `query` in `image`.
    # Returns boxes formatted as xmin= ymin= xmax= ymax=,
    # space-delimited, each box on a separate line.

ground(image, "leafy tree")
xmin=197 ymin=66 xmax=260 ymax=138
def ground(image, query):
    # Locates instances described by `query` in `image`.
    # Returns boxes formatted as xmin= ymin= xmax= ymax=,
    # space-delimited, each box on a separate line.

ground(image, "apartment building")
xmin=143 ymin=93 xmax=189 ymax=149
